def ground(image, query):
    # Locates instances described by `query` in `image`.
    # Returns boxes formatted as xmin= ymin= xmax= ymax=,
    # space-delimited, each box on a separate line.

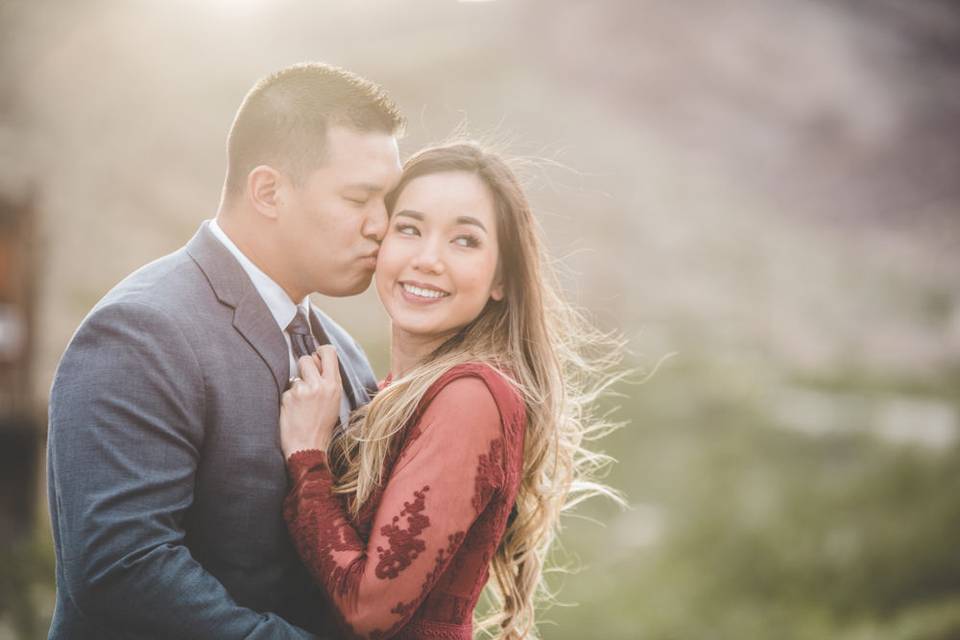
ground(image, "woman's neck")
xmin=389 ymin=326 xmax=452 ymax=378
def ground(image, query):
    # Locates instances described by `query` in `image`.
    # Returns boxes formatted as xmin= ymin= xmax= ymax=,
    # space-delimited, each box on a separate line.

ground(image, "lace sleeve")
xmin=283 ymin=375 xmax=507 ymax=639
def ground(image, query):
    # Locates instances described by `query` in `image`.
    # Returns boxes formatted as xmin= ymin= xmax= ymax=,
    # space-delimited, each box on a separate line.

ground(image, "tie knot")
xmin=287 ymin=308 xmax=320 ymax=361
xmin=286 ymin=308 xmax=313 ymax=338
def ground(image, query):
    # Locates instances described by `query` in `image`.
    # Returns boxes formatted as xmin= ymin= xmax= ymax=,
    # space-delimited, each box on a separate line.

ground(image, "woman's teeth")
xmin=402 ymin=283 xmax=449 ymax=299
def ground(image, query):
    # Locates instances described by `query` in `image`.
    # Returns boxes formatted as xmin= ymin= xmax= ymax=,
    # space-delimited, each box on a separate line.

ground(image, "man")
xmin=46 ymin=62 xmax=404 ymax=638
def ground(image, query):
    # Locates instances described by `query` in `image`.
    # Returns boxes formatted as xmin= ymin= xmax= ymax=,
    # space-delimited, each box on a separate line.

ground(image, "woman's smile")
xmin=398 ymin=280 xmax=451 ymax=303
xmin=375 ymin=170 xmax=503 ymax=348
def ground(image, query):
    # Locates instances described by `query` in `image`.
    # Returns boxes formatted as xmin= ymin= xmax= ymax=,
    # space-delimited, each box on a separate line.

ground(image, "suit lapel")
xmin=186 ymin=221 xmax=289 ymax=394
xmin=308 ymin=307 xmax=370 ymax=410
xmin=233 ymin=290 xmax=290 ymax=394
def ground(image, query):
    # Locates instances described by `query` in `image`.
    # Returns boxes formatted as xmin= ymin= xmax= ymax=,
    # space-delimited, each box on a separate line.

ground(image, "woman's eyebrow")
xmin=394 ymin=210 xmax=488 ymax=233
xmin=456 ymin=216 xmax=487 ymax=232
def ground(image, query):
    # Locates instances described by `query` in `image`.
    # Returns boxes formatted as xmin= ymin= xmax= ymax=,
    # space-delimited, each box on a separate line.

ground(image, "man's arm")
xmin=48 ymin=300 xmax=314 ymax=639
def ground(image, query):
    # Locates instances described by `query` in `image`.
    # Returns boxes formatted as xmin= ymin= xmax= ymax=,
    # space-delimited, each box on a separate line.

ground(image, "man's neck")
xmin=215 ymin=213 xmax=304 ymax=303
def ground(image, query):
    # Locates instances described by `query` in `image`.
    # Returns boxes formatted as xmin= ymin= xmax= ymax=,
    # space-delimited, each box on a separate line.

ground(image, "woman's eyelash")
xmin=393 ymin=223 xmax=479 ymax=247
xmin=454 ymin=234 xmax=480 ymax=248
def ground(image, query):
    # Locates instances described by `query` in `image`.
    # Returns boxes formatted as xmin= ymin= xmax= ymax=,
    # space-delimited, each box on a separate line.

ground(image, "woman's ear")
xmin=247 ymin=165 xmax=284 ymax=219
xmin=490 ymin=280 xmax=504 ymax=302
xmin=490 ymin=259 xmax=505 ymax=301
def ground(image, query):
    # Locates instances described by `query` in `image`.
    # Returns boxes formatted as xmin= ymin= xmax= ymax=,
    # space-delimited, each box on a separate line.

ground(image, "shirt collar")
xmin=208 ymin=218 xmax=310 ymax=330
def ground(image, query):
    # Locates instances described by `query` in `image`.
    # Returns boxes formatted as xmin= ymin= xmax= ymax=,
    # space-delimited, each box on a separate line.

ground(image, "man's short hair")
xmin=224 ymin=62 xmax=404 ymax=198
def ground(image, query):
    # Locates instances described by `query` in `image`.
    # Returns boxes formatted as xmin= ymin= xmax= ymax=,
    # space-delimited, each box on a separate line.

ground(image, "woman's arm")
xmin=283 ymin=375 xmax=507 ymax=639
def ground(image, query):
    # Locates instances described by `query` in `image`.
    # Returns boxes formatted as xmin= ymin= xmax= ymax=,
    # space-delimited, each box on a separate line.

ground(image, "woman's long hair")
xmin=327 ymin=142 xmax=624 ymax=639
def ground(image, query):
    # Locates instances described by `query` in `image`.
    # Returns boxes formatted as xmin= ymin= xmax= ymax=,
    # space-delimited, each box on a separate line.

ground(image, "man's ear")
xmin=247 ymin=165 xmax=284 ymax=219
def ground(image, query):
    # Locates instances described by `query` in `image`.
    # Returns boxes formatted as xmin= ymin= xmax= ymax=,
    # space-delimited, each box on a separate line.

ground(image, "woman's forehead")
xmin=395 ymin=171 xmax=497 ymax=225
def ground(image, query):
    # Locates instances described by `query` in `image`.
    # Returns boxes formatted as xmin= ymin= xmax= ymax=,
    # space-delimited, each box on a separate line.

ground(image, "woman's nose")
xmin=411 ymin=242 xmax=445 ymax=274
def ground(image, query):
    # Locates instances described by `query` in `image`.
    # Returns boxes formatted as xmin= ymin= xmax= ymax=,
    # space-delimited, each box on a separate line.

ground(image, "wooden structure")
xmin=0 ymin=191 xmax=41 ymax=543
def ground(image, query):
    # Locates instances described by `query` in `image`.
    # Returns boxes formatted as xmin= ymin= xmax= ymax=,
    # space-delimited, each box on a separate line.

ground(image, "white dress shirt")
xmin=208 ymin=218 xmax=351 ymax=425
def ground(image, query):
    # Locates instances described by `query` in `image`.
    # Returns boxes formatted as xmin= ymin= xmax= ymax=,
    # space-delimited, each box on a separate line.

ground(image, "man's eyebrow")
xmin=342 ymin=182 xmax=384 ymax=192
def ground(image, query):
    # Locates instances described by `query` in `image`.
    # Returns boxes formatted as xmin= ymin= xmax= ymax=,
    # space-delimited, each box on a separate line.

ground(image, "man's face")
xmin=277 ymin=125 xmax=401 ymax=298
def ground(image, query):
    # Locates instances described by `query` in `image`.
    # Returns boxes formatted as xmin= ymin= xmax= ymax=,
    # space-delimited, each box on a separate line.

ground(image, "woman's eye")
xmin=395 ymin=223 xmax=420 ymax=236
xmin=453 ymin=234 xmax=480 ymax=248
xmin=344 ymin=196 xmax=368 ymax=205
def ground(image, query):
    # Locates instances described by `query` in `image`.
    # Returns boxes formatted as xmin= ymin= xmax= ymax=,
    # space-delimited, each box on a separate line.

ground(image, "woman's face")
xmin=375 ymin=170 xmax=504 ymax=346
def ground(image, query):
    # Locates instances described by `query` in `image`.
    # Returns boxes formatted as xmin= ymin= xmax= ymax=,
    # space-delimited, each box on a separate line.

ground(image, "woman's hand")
xmin=280 ymin=345 xmax=342 ymax=460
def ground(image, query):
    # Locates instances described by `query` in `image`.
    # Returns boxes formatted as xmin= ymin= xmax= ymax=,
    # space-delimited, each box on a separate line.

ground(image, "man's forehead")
xmin=326 ymin=125 xmax=398 ymax=157
xmin=324 ymin=127 xmax=398 ymax=171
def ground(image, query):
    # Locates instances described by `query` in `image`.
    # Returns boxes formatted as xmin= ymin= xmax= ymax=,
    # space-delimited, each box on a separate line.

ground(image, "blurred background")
xmin=1 ymin=0 xmax=959 ymax=638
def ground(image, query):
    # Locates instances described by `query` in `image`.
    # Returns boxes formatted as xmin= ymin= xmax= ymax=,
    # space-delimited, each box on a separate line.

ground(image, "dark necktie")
xmin=286 ymin=308 xmax=348 ymax=426
xmin=286 ymin=308 xmax=319 ymax=360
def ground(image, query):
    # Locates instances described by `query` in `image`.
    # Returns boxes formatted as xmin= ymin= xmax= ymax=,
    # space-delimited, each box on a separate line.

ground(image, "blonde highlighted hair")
xmin=327 ymin=142 xmax=624 ymax=639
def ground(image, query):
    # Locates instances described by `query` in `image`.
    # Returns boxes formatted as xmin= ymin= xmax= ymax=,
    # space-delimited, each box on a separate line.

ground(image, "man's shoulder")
xmin=96 ymin=247 xmax=208 ymax=312
xmin=78 ymin=246 xmax=216 ymax=339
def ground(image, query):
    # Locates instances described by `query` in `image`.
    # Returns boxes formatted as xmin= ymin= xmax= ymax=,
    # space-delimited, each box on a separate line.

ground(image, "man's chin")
xmin=318 ymin=275 xmax=374 ymax=298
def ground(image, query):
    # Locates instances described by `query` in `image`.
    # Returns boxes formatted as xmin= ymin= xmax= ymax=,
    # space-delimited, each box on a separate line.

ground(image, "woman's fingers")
xmin=317 ymin=345 xmax=340 ymax=385
xmin=290 ymin=348 xmax=341 ymax=396
xmin=297 ymin=354 xmax=321 ymax=387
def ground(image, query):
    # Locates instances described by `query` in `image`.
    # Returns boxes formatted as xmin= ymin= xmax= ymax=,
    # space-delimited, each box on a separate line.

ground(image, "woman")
xmin=279 ymin=142 xmax=620 ymax=640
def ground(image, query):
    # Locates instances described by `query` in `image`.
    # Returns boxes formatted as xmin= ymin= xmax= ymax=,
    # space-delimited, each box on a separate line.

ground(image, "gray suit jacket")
xmin=46 ymin=221 xmax=379 ymax=639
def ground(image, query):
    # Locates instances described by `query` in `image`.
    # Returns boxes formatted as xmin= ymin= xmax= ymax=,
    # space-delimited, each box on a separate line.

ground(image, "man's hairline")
xmin=284 ymin=123 xmax=401 ymax=188
xmin=228 ymin=121 xmax=400 ymax=196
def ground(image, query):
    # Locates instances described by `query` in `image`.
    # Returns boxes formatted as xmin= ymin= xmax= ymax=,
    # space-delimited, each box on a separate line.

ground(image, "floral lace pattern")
xmin=284 ymin=364 xmax=526 ymax=640
xmin=375 ymin=486 xmax=431 ymax=580
xmin=472 ymin=438 xmax=505 ymax=516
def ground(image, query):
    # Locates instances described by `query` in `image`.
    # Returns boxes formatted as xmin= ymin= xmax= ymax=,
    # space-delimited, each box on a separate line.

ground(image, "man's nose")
xmin=363 ymin=201 xmax=389 ymax=243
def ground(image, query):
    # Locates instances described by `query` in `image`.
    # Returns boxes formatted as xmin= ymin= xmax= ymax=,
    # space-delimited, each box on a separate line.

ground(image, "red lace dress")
xmin=283 ymin=363 xmax=526 ymax=640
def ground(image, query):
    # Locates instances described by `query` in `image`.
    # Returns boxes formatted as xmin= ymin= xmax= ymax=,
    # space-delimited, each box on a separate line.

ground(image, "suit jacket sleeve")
xmin=47 ymin=300 xmax=315 ymax=639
